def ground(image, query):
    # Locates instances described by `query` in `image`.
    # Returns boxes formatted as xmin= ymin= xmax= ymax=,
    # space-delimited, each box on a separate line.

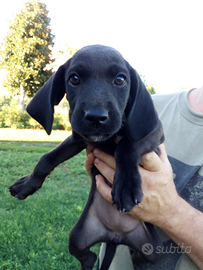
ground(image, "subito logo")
xmin=142 ymin=243 xmax=154 ymax=255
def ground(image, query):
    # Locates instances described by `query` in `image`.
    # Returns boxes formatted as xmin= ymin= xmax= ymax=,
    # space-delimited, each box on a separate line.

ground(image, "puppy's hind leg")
xmin=69 ymin=177 xmax=110 ymax=270
xmin=122 ymin=222 xmax=162 ymax=265
xmin=69 ymin=242 xmax=97 ymax=270
xmin=69 ymin=208 xmax=108 ymax=270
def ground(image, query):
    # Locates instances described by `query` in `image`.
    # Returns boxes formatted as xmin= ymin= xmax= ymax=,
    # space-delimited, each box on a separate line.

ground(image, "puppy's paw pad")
xmin=112 ymin=185 xmax=143 ymax=212
xmin=9 ymin=176 xmax=42 ymax=200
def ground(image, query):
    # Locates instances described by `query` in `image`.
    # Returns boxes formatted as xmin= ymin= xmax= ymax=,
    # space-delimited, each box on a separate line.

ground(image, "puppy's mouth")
xmin=81 ymin=134 xmax=112 ymax=142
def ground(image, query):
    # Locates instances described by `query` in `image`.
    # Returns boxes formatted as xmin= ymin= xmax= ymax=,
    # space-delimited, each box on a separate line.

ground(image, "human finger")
xmin=159 ymin=144 xmax=171 ymax=165
xmin=139 ymin=144 xmax=168 ymax=172
xmin=94 ymin=158 xmax=115 ymax=184
xmin=93 ymin=149 xmax=116 ymax=170
xmin=96 ymin=174 xmax=112 ymax=204
xmin=139 ymin=151 xmax=162 ymax=172
xmin=84 ymin=145 xmax=95 ymax=177
xmin=86 ymin=145 xmax=95 ymax=156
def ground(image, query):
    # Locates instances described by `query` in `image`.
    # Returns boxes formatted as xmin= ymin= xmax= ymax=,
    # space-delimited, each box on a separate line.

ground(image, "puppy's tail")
xmin=100 ymin=243 xmax=117 ymax=270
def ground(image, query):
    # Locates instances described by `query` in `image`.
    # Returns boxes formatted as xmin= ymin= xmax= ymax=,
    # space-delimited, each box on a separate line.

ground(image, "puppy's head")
xmin=27 ymin=45 xmax=159 ymax=143
xmin=64 ymin=45 xmax=131 ymax=142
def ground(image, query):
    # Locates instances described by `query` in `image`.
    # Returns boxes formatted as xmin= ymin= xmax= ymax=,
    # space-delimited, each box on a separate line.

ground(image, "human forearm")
xmin=159 ymin=197 xmax=203 ymax=269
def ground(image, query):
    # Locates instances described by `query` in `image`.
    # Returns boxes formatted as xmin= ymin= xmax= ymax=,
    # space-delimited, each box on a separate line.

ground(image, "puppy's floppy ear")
xmin=126 ymin=67 xmax=160 ymax=142
xmin=26 ymin=63 xmax=68 ymax=135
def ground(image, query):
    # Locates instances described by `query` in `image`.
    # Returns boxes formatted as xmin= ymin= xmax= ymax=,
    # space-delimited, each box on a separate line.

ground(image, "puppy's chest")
xmin=84 ymin=137 xmax=117 ymax=156
xmin=83 ymin=128 xmax=126 ymax=156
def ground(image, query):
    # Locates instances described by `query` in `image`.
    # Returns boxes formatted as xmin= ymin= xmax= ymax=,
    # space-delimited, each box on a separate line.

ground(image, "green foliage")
xmin=140 ymin=73 xmax=156 ymax=95
xmin=53 ymin=112 xmax=71 ymax=131
xmin=146 ymin=84 xmax=156 ymax=95
xmin=0 ymin=99 xmax=23 ymax=128
xmin=0 ymin=0 xmax=54 ymax=97
xmin=0 ymin=98 xmax=71 ymax=131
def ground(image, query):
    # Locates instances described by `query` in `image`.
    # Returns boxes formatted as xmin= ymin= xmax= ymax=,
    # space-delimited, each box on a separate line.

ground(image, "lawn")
xmin=0 ymin=129 xmax=99 ymax=270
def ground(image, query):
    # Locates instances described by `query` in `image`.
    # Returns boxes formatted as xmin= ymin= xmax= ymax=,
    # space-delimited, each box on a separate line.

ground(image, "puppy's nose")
xmin=85 ymin=109 xmax=108 ymax=127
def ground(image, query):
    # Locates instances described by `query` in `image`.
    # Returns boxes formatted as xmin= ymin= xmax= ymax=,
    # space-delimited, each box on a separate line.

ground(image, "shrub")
xmin=0 ymin=99 xmax=21 ymax=128
xmin=29 ymin=117 xmax=44 ymax=130
xmin=17 ymin=112 xmax=31 ymax=129
xmin=0 ymin=99 xmax=71 ymax=131
xmin=53 ymin=112 xmax=71 ymax=131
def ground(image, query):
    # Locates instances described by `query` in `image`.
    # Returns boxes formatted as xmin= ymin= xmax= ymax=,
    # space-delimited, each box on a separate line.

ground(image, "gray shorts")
xmin=97 ymin=244 xmax=200 ymax=270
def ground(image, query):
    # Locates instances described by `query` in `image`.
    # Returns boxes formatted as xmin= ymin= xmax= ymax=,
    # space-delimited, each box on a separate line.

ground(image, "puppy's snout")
xmin=85 ymin=109 xmax=109 ymax=127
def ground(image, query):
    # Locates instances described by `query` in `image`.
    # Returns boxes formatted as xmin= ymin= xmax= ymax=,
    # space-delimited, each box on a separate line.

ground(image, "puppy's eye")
xmin=69 ymin=74 xmax=81 ymax=86
xmin=114 ymin=75 xmax=126 ymax=86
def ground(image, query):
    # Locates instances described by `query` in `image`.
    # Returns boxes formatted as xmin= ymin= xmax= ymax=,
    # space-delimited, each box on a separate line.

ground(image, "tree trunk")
xmin=20 ymin=85 xmax=25 ymax=112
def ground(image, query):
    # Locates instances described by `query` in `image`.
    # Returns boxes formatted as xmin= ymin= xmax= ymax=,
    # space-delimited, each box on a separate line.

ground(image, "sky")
xmin=0 ymin=0 xmax=203 ymax=94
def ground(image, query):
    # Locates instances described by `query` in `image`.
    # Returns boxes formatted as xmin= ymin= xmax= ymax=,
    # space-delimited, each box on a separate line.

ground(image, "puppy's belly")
xmin=91 ymin=189 xmax=141 ymax=237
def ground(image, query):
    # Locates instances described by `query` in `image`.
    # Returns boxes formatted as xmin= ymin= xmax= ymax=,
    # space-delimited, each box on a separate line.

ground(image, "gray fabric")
xmin=175 ymin=254 xmax=200 ymax=270
xmin=153 ymin=90 xmax=203 ymax=167
xmin=98 ymin=244 xmax=134 ymax=270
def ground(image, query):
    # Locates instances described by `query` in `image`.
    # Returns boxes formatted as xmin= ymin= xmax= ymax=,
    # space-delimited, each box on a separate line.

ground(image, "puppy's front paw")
xmin=9 ymin=175 xmax=43 ymax=200
xmin=111 ymin=172 xmax=143 ymax=212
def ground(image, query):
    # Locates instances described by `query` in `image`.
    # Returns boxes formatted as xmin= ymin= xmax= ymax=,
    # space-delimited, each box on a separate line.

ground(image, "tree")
xmin=140 ymin=73 xmax=156 ymax=95
xmin=0 ymin=0 xmax=54 ymax=110
xmin=146 ymin=84 xmax=156 ymax=95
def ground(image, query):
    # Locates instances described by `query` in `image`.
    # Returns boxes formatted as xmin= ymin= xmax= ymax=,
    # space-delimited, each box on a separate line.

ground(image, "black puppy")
xmin=10 ymin=45 xmax=164 ymax=269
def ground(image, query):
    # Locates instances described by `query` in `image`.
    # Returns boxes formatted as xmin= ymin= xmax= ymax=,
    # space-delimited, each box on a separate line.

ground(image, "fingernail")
xmin=93 ymin=149 xmax=100 ymax=156
xmin=94 ymin=158 xmax=100 ymax=164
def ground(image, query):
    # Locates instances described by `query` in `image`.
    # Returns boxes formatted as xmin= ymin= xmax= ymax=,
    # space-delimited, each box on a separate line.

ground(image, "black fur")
xmin=9 ymin=45 xmax=164 ymax=270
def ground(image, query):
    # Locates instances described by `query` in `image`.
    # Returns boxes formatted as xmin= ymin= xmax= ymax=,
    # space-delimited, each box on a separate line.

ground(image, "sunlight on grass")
xmin=0 ymin=128 xmax=70 ymax=142
xmin=0 ymin=142 xmax=89 ymax=269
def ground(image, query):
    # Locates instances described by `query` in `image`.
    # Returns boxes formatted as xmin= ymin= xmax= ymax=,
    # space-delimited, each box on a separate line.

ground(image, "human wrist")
xmin=143 ymin=193 xmax=183 ymax=228
xmin=157 ymin=197 xmax=195 ymax=233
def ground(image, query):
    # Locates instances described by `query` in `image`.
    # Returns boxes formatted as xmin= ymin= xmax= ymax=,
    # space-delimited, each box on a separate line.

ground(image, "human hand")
xmin=84 ymin=145 xmax=95 ymax=178
xmin=84 ymin=144 xmax=181 ymax=228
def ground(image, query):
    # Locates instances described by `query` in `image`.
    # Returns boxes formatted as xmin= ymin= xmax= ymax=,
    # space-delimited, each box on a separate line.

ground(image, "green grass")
xmin=0 ymin=130 xmax=100 ymax=270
